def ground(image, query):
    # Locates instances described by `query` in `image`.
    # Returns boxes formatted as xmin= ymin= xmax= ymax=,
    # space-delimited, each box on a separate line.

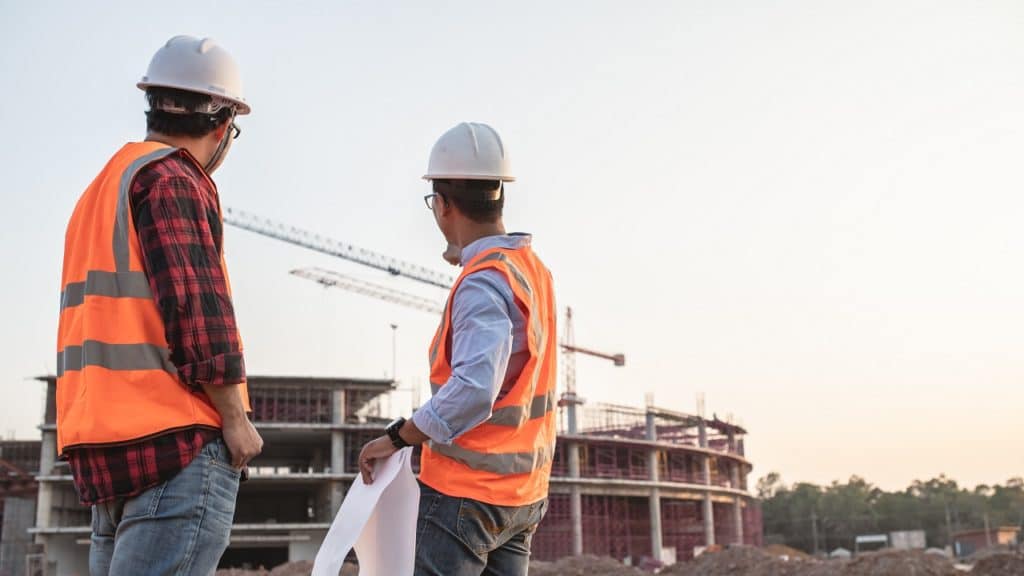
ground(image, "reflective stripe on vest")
xmin=429 ymin=252 xmax=544 ymax=378
xmin=429 ymin=249 xmax=552 ymax=434
xmin=56 ymin=341 xmax=176 ymax=378
xmin=430 ymin=383 xmax=556 ymax=428
xmin=60 ymin=147 xmax=176 ymax=311
xmin=430 ymin=249 xmax=548 ymax=364
xmin=420 ymin=249 xmax=558 ymax=506
xmin=428 ymin=440 xmax=554 ymax=476
xmin=113 ymin=148 xmax=177 ymax=272
xmin=60 ymin=271 xmax=152 ymax=310
xmin=57 ymin=143 xmax=246 ymax=454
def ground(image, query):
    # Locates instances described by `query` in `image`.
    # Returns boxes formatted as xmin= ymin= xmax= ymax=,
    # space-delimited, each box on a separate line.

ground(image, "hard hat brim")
xmin=422 ymin=173 xmax=515 ymax=182
xmin=137 ymin=80 xmax=251 ymax=115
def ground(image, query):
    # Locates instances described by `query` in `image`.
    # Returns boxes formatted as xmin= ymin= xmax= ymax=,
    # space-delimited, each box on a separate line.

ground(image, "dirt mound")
xmin=529 ymin=554 xmax=644 ymax=576
xmin=215 ymin=549 xmax=962 ymax=576
xmin=268 ymin=561 xmax=314 ymax=576
xmin=764 ymin=545 xmax=812 ymax=560
xmin=840 ymin=549 xmax=956 ymax=576
xmin=971 ymin=552 xmax=1024 ymax=576
xmin=659 ymin=546 xmax=818 ymax=576
xmin=657 ymin=547 xmax=961 ymax=576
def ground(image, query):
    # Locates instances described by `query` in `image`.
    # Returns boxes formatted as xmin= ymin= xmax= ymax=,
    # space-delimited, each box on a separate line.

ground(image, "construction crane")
xmin=559 ymin=306 xmax=624 ymax=406
xmin=228 ymin=205 xmax=625 ymax=402
xmin=292 ymin=267 xmax=626 ymax=388
xmin=290 ymin=267 xmax=444 ymax=314
xmin=558 ymin=306 xmax=624 ymax=558
xmin=223 ymin=206 xmax=454 ymax=289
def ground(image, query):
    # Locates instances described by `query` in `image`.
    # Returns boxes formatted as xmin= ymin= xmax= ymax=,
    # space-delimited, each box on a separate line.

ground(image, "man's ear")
xmin=440 ymin=192 xmax=459 ymax=218
xmin=211 ymin=120 xmax=230 ymax=142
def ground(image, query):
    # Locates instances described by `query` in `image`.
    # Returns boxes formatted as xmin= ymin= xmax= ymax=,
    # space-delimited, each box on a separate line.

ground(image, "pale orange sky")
xmin=2 ymin=0 xmax=1022 ymax=491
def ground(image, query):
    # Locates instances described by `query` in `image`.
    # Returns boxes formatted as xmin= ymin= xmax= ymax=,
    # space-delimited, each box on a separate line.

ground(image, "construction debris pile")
xmin=970 ymin=552 xmax=1024 ymax=576
xmin=659 ymin=547 xmax=824 ymax=576
xmin=529 ymin=554 xmax=646 ymax=576
xmin=660 ymin=548 xmax=961 ymax=576
xmin=837 ymin=550 xmax=957 ymax=576
xmin=531 ymin=548 xmax=987 ymax=576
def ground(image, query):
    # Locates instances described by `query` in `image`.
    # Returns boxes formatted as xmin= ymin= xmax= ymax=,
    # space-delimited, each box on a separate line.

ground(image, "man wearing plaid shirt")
xmin=57 ymin=36 xmax=262 ymax=575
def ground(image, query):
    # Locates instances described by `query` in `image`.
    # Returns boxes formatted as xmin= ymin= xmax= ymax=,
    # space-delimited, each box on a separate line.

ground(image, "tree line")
xmin=757 ymin=473 xmax=1024 ymax=554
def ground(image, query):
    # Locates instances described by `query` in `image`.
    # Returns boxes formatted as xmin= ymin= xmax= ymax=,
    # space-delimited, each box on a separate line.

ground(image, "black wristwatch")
xmin=386 ymin=417 xmax=410 ymax=449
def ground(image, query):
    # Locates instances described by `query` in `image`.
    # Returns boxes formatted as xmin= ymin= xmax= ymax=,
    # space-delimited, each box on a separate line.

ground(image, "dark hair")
xmin=433 ymin=179 xmax=504 ymax=223
xmin=145 ymin=87 xmax=232 ymax=138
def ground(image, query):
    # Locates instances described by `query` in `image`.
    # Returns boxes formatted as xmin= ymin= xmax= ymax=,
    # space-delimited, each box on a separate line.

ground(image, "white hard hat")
xmin=138 ymin=35 xmax=250 ymax=115
xmin=423 ymin=122 xmax=514 ymax=181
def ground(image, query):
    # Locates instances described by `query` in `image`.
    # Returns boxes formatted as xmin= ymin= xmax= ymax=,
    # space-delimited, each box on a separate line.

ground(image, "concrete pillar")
xmin=39 ymin=432 xmax=56 ymax=476
xmin=330 ymin=389 xmax=347 ymax=515
xmin=36 ymin=381 xmax=58 ymax=535
xmin=35 ymin=431 xmax=57 ymax=531
xmin=330 ymin=431 xmax=346 ymax=474
xmin=646 ymin=410 xmax=663 ymax=562
xmin=699 ymin=422 xmax=715 ymax=547
xmin=329 ymin=431 xmax=346 ymax=515
xmin=731 ymin=462 xmax=744 ymax=544
xmin=332 ymin=389 xmax=348 ymax=426
xmin=565 ymin=399 xmax=583 ymax=557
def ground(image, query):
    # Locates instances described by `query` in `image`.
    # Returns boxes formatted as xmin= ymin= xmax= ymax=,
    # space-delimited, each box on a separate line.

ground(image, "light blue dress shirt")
xmin=411 ymin=234 xmax=531 ymax=444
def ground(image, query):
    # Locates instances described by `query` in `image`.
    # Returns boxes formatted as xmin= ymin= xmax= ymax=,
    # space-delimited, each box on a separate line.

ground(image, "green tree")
xmin=758 ymin=473 xmax=1024 ymax=554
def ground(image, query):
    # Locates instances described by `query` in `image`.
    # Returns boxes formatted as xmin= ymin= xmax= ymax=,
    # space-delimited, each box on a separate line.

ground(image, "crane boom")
xmin=561 ymin=307 xmax=625 ymax=402
xmin=224 ymin=206 xmax=454 ymax=289
xmin=290 ymin=271 xmax=626 ymax=377
xmin=561 ymin=345 xmax=625 ymax=366
xmin=290 ymin=267 xmax=444 ymax=315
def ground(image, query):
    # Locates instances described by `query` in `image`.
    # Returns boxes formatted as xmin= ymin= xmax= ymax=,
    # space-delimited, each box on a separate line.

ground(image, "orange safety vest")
xmin=56 ymin=142 xmax=249 ymax=455
xmin=419 ymin=244 xmax=558 ymax=507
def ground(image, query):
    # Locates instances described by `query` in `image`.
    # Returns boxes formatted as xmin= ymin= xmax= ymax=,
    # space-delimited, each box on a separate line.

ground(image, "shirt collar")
xmin=460 ymin=233 xmax=532 ymax=266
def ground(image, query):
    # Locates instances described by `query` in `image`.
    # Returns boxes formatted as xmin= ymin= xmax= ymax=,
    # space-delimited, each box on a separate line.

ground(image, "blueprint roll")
xmin=313 ymin=447 xmax=419 ymax=576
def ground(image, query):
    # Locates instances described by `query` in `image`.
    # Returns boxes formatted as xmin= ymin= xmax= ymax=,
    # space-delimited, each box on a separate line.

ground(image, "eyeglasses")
xmin=423 ymin=192 xmax=446 ymax=210
xmin=230 ymin=122 xmax=242 ymax=140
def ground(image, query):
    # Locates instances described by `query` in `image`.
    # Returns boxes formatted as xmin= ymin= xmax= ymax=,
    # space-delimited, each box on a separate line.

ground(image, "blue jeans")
xmin=414 ymin=482 xmax=548 ymax=576
xmin=89 ymin=438 xmax=240 ymax=576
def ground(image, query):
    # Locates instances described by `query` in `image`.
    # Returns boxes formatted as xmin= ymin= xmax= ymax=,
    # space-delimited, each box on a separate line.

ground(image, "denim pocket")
xmin=207 ymin=438 xmax=241 ymax=478
xmin=120 ymin=482 xmax=166 ymax=520
xmin=521 ymin=498 xmax=548 ymax=540
xmin=457 ymin=499 xmax=510 ymax=555
xmin=533 ymin=498 xmax=549 ymax=527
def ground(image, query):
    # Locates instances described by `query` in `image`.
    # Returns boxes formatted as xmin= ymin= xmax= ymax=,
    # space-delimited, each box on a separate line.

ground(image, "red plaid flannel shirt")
xmin=66 ymin=148 xmax=245 ymax=505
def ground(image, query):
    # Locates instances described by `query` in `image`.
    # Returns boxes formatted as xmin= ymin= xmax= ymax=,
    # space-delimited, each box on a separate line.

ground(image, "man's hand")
xmin=359 ymin=435 xmax=398 ymax=484
xmin=201 ymin=383 xmax=263 ymax=470
xmin=222 ymin=413 xmax=264 ymax=469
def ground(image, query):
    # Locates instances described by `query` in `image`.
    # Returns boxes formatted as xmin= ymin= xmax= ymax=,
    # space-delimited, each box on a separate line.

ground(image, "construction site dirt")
xmin=214 ymin=548 xmax=1024 ymax=575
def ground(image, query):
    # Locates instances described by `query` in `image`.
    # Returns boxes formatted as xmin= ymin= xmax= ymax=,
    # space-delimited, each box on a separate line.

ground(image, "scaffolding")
xmin=249 ymin=385 xmax=333 ymax=424
xmin=537 ymin=402 xmax=758 ymax=564
xmin=535 ymin=493 xmax=762 ymax=563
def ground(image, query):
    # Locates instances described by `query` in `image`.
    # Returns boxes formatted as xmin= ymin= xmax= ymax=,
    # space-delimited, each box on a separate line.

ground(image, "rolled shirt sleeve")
xmin=131 ymin=155 xmax=246 ymax=392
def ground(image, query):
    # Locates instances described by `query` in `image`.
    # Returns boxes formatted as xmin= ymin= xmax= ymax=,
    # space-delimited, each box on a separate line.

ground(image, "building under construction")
xmin=1 ymin=439 xmax=40 ymax=576
xmin=26 ymin=374 xmax=758 ymax=574
xmin=536 ymin=400 xmax=760 ymax=565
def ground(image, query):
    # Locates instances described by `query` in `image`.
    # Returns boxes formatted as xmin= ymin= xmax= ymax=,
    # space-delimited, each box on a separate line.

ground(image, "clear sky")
xmin=2 ymin=1 xmax=1021 ymax=491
